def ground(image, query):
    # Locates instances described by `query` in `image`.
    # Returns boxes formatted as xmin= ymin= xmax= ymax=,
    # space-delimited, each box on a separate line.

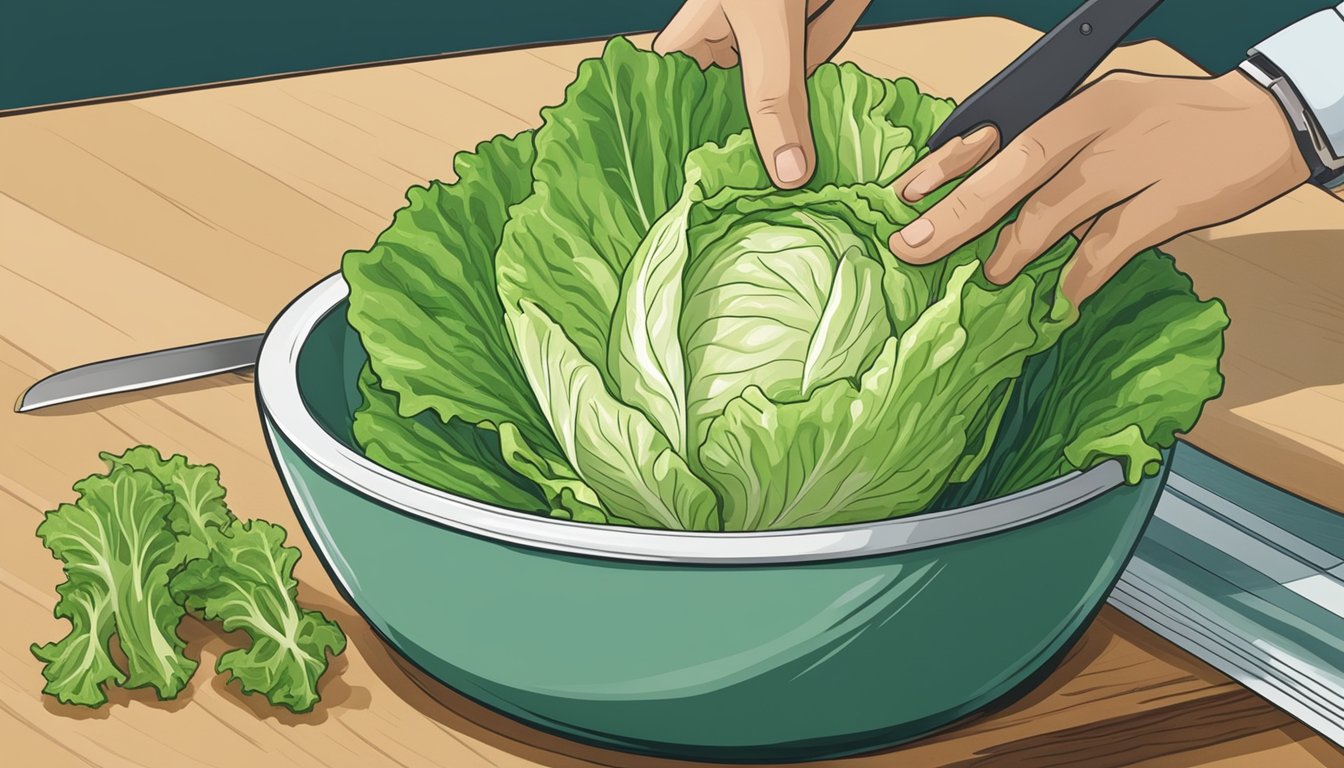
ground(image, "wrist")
xmin=1219 ymin=66 xmax=1314 ymax=188
xmin=1237 ymin=54 xmax=1344 ymax=188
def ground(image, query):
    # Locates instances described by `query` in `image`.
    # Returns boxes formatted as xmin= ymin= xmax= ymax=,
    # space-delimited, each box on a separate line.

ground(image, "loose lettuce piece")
xmin=172 ymin=520 xmax=346 ymax=713
xmin=31 ymin=582 xmax=122 ymax=707
xmin=33 ymin=468 xmax=196 ymax=702
xmin=34 ymin=447 xmax=348 ymax=711
xmin=101 ymin=445 xmax=233 ymax=563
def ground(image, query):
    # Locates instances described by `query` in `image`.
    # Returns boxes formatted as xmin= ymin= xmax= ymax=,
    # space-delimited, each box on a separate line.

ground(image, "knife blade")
xmin=15 ymin=334 xmax=263 ymax=413
xmin=926 ymin=0 xmax=1165 ymax=151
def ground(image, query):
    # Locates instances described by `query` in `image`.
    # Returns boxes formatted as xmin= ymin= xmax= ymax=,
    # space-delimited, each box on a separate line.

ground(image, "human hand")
xmin=888 ymin=70 xmax=1312 ymax=304
xmin=655 ymin=0 xmax=871 ymax=189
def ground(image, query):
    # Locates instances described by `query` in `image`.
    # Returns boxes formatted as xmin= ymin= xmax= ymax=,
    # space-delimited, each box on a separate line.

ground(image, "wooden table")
xmin=3 ymin=16 xmax=1343 ymax=768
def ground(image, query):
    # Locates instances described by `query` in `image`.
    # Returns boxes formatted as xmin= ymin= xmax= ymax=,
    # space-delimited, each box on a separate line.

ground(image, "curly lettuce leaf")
xmin=496 ymin=36 xmax=749 ymax=379
xmin=344 ymin=131 xmax=557 ymax=455
xmin=32 ymin=468 xmax=196 ymax=702
xmin=493 ymin=423 xmax=609 ymax=523
xmin=101 ymin=445 xmax=233 ymax=564
xmin=804 ymin=63 xmax=928 ymax=189
xmin=31 ymin=581 xmax=123 ymax=707
xmin=172 ymin=520 xmax=346 ymax=713
xmin=353 ymin=363 xmax=550 ymax=512
xmin=944 ymin=251 xmax=1228 ymax=502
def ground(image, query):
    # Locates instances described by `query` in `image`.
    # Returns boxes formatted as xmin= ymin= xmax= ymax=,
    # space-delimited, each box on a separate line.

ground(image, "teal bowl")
xmin=256 ymin=274 xmax=1166 ymax=763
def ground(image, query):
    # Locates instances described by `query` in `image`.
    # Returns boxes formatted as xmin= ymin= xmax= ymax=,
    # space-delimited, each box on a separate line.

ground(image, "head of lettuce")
xmin=341 ymin=37 xmax=1227 ymax=532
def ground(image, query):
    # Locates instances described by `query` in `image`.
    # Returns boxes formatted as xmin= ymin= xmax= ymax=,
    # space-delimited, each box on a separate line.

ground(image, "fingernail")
xmin=774 ymin=144 xmax=807 ymax=184
xmin=902 ymin=169 xmax=942 ymax=201
xmin=899 ymin=219 xmax=934 ymax=248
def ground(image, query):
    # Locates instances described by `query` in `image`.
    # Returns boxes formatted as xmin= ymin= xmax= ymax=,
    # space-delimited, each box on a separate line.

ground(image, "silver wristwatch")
xmin=1239 ymin=6 xmax=1344 ymax=188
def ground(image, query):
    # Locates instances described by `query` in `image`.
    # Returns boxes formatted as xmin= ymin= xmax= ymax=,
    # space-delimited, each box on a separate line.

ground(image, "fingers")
xmin=983 ymin=163 xmax=1129 ymax=285
xmin=805 ymin=0 xmax=833 ymax=16
xmin=725 ymin=0 xmax=815 ymax=188
xmin=890 ymin=130 xmax=1082 ymax=264
xmin=1072 ymin=218 xmax=1097 ymax=240
xmin=892 ymin=124 xmax=999 ymax=203
xmin=1060 ymin=188 xmax=1179 ymax=303
xmin=654 ymin=0 xmax=733 ymax=67
xmin=805 ymin=0 xmax=872 ymax=73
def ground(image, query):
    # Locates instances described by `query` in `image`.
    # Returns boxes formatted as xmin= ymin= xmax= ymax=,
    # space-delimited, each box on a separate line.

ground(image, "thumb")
xmin=726 ymin=0 xmax=814 ymax=189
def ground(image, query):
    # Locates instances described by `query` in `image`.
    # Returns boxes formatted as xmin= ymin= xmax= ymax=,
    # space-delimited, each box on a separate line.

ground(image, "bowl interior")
xmin=295 ymin=299 xmax=368 ymax=452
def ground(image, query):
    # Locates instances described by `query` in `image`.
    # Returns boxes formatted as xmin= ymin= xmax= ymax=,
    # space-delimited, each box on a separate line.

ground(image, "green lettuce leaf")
xmin=804 ymin=63 xmax=926 ymax=189
xmin=344 ymin=131 xmax=556 ymax=455
xmin=32 ymin=468 xmax=196 ymax=702
xmin=101 ymin=445 xmax=233 ymax=564
xmin=494 ymin=423 xmax=609 ymax=523
xmin=701 ymin=260 xmax=1068 ymax=529
xmin=30 ymin=581 xmax=123 ymax=707
xmin=496 ymin=36 xmax=749 ymax=378
xmin=506 ymin=299 xmax=718 ymax=529
xmin=944 ymin=252 xmax=1228 ymax=501
xmin=353 ymin=364 xmax=550 ymax=512
xmin=172 ymin=520 xmax=346 ymax=713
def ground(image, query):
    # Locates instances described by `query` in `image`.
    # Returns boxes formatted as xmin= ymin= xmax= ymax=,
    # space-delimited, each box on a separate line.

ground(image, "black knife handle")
xmin=926 ymin=0 xmax=1165 ymax=151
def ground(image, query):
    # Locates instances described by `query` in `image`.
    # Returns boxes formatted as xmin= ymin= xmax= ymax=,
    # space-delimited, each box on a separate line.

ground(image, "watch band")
xmin=1239 ymin=59 xmax=1344 ymax=189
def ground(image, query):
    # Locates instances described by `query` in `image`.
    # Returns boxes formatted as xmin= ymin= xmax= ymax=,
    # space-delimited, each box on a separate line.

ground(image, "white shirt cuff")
xmin=1249 ymin=6 xmax=1344 ymax=162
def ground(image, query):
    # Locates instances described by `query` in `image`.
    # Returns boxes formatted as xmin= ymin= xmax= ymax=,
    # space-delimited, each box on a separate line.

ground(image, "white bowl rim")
xmin=256 ymin=273 xmax=1129 ymax=565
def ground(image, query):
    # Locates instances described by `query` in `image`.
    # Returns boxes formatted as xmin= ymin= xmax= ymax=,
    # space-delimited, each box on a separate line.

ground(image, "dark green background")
xmin=1 ymin=1 xmax=1333 ymax=112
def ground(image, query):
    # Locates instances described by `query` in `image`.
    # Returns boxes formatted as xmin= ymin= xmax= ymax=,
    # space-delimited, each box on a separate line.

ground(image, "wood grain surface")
xmin=2 ymin=17 xmax=1343 ymax=768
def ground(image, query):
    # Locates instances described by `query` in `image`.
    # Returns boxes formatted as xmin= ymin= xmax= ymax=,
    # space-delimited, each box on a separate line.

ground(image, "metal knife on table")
xmin=16 ymin=334 xmax=262 ymax=412
xmin=14 ymin=0 xmax=1161 ymax=414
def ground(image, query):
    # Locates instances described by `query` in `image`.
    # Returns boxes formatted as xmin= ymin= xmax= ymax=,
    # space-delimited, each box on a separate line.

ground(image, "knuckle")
xmin=996 ymin=221 xmax=1025 ymax=254
xmin=712 ymin=47 xmax=740 ymax=68
xmin=1012 ymin=135 xmax=1048 ymax=166
xmin=1072 ymin=153 xmax=1113 ymax=182
xmin=1085 ymin=227 xmax=1144 ymax=266
xmin=1100 ymin=70 xmax=1144 ymax=90
xmin=750 ymin=89 xmax=796 ymax=117
xmin=1013 ymin=208 xmax=1054 ymax=247
xmin=945 ymin=193 xmax=977 ymax=223
xmin=1017 ymin=195 xmax=1051 ymax=224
